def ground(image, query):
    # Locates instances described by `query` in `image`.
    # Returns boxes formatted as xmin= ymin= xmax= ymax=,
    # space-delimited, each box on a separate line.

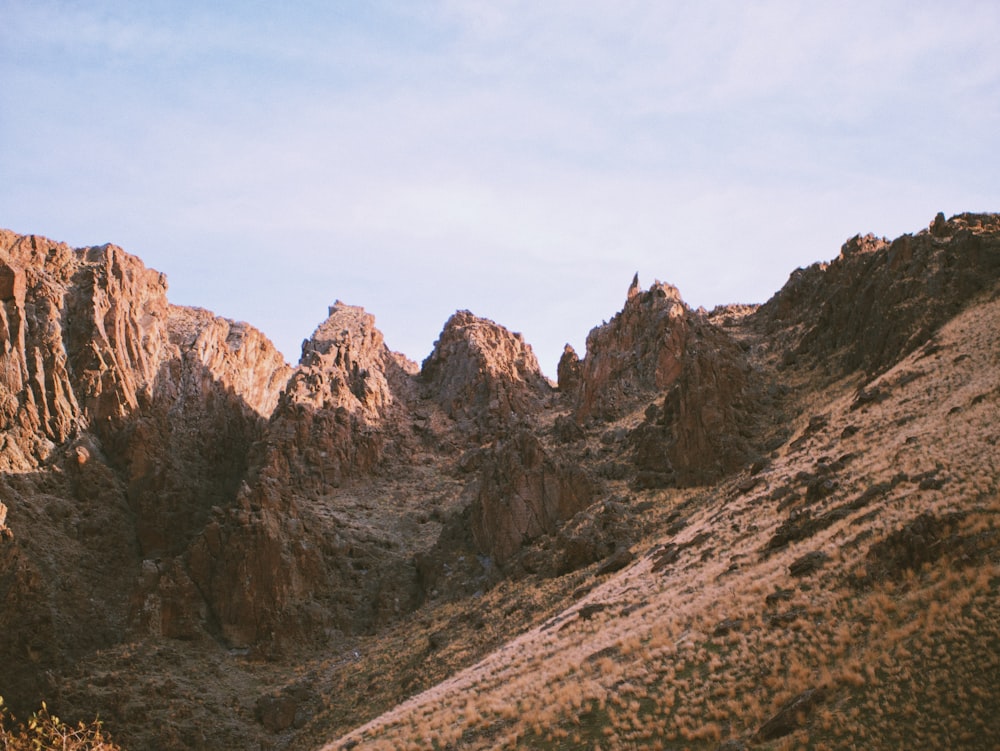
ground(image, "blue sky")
xmin=2 ymin=1 xmax=998 ymax=374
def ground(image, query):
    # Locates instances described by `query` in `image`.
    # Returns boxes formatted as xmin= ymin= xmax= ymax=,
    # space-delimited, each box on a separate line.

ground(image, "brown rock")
xmin=556 ymin=501 xmax=637 ymax=574
xmin=758 ymin=212 xmax=1000 ymax=376
xmin=574 ymin=279 xmax=688 ymax=422
xmin=556 ymin=343 xmax=582 ymax=393
xmin=421 ymin=310 xmax=551 ymax=437
xmin=563 ymin=277 xmax=761 ymax=485
xmin=250 ymin=301 xmax=407 ymax=492
xmin=860 ymin=511 xmax=965 ymax=584
xmin=789 ymin=550 xmax=829 ymax=577
xmin=469 ymin=430 xmax=596 ymax=564
xmin=184 ymin=303 xmax=422 ymax=646
xmin=626 ymin=313 xmax=759 ymax=486
xmin=0 ymin=259 xmax=26 ymax=302
xmin=0 ymin=229 xmax=297 ymax=692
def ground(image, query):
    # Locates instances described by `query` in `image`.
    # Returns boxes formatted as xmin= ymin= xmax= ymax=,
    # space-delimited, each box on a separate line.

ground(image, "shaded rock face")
xmin=629 ymin=313 xmax=760 ymax=486
xmin=121 ymin=309 xmax=292 ymax=558
xmin=0 ymin=230 xmax=292 ymax=707
xmin=556 ymin=344 xmax=582 ymax=393
xmin=469 ymin=431 xmax=597 ymax=564
xmin=421 ymin=311 xmax=551 ymax=438
xmin=758 ymin=212 xmax=1000 ymax=376
xmin=184 ymin=302 xmax=421 ymax=647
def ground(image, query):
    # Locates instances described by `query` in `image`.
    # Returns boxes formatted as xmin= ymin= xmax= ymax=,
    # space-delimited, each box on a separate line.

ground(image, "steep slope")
xmin=321 ymin=217 xmax=1000 ymax=750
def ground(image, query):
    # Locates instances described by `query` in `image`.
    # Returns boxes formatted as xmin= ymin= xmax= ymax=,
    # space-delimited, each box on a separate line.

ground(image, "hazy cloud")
xmin=2 ymin=0 xmax=998 ymax=372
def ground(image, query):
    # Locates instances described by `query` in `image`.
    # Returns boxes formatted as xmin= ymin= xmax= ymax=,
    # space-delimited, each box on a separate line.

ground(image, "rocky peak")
xmin=420 ymin=310 xmax=551 ymax=437
xmin=288 ymin=301 xmax=403 ymax=420
xmin=573 ymin=278 xmax=688 ymax=421
xmin=556 ymin=343 xmax=582 ymax=393
xmin=165 ymin=306 xmax=290 ymax=420
xmin=839 ymin=233 xmax=889 ymax=259
xmin=563 ymin=276 xmax=765 ymax=487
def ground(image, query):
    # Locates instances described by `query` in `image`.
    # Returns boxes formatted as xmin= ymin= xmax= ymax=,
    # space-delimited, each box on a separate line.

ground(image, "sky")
xmin=2 ymin=1 xmax=998 ymax=375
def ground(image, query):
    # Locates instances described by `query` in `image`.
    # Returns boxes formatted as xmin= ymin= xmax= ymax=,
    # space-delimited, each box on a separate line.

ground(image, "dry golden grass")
xmin=319 ymin=292 xmax=1000 ymax=750
xmin=0 ymin=697 xmax=120 ymax=751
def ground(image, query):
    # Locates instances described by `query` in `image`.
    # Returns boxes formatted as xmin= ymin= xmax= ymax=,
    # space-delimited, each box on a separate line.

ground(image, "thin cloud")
xmin=1 ymin=1 xmax=998 ymax=372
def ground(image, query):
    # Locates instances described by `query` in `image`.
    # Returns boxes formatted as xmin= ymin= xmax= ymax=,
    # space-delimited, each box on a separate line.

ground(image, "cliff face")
xmin=468 ymin=430 xmax=596 ymax=564
xmin=569 ymin=280 xmax=688 ymax=422
xmin=0 ymin=230 xmax=291 ymax=713
xmin=561 ymin=277 xmax=763 ymax=487
xmin=0 ymin=232 xmax=168 ymax=468
xmin=184 ymin=302 xmax=421 ymax=647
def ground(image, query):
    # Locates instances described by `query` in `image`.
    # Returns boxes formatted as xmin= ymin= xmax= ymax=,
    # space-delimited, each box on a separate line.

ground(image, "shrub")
xmin=0 ymin=696 xmax=120 ymax=751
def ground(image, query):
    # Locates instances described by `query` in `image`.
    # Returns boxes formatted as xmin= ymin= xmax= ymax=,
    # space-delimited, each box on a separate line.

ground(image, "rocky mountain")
xmin=1 ymin=213 xmax=998 ymax=750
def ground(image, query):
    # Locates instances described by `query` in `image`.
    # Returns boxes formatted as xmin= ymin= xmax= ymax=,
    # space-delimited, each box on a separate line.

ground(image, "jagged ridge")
xmin=0 ymin=212 xmax=997 ymax=750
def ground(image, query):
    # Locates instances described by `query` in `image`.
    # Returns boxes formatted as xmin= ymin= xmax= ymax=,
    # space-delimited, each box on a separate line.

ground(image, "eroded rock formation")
xmin=2 ymin=213 xmax=999 ymax=747
xmin=758 ymin=212 xmax=1000 ymax=376
xmin=572 ymin=280 xmax=688 ymax=422
xmin=0 ymin=230 xmax=292 ymax=709
xmin=468 ymin=431 xmax=596 ymax=564
xmin=421 ymin=310 xmax=551 ymax=438
xmin=565 ymin=278 xmax=762 ymax=486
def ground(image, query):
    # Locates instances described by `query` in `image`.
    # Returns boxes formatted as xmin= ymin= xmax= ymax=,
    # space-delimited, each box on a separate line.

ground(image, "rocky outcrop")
xmin=628 ymin=312 xmax=760 ymax=486
xmin=556 ymin=344 xmax=582 ymax=393
xmin=572 ymin=280 xmax=688 ymax=421
xmin=183 ymin=302 xmax=421 ymax=647
xmin=117 ymin=308 xmax=292 ymax=558
xmin=421 ymin=311 xmax=551 ymax=438
xmin=468 ymin=431 xmax=596 ymax=564
xmin=0 ymin=230 xmax=293 ymax=706
xmin=758 ymin=212 xmax=1000 ymax=375
xmin=258 ymin=301 xmax=415 ymax=491
xmin=566 ymin=278 xmax=761 ymax=486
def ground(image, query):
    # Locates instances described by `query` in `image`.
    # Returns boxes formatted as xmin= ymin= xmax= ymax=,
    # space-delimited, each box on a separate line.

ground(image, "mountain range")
xmin=1 ymin=212 xmax=998 ymax=749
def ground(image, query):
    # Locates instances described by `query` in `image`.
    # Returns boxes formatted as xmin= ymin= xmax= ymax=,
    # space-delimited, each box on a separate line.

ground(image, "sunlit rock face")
xmin=421 ymin=309 xmax=552 ymax=439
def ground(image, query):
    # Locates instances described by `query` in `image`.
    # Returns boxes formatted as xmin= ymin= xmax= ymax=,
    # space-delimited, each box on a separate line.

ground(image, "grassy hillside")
xmin=316 ymin=292 xmax=1000 ymax=750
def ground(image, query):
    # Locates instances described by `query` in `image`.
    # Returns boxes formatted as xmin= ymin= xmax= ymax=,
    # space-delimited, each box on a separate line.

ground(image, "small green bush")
xmin=0 ymin=696 xmax=120 ymax=751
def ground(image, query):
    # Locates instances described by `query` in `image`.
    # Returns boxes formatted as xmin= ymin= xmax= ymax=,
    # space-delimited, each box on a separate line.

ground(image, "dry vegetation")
xmin=0 ymin=697 xmax=120 ymax=751
xmin=317 ymin=292 xmax=1000 ymax=750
